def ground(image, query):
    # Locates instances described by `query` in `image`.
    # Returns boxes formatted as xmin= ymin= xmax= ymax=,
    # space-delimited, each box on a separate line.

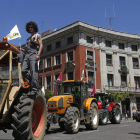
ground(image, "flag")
xmin=6 ymin=25 xmax=21 ymax=41
xmin=136 ymin=81 xmax=137 ymax=90
xmin=56 ymin=73 xmax=61 ymax=96
xmin=91 ymin=85 xmax=95 ymax=95
xmin=129 ymin=77 xmax=132 ymax=88
xmin=81 ymin=70 xmax=84 ymax=81
xmin=41 ymin=86 xmax=45 ymax=95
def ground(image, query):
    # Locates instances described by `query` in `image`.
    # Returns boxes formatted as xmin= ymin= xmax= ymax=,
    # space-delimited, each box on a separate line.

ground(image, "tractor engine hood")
xmin=47 ymin=95 xmax=73 ymax=113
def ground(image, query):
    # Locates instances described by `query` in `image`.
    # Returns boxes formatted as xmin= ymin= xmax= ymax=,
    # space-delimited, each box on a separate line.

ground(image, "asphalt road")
xmin=0 ymin=120 xmax=139 ymax=140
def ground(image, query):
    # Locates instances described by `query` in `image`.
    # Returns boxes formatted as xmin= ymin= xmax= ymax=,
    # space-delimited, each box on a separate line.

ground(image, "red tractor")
xmin=94 ymin=93 xmax=121 ymax=125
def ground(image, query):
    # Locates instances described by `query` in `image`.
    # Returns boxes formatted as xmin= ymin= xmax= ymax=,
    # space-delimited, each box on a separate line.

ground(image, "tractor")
xmin=0 ymin=37 xmax=47 ymax=140
xmin=135 ymin=110 xmax=140 ymax=122
xmin=47 ymin=80 xmax=99 ymax=134
xmin=94 ymin=93 xmax=121 ymax=125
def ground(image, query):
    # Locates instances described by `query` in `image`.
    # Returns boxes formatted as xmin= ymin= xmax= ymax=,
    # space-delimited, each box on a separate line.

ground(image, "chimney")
xmin=42 ymin=30 xmax=52 ymax=37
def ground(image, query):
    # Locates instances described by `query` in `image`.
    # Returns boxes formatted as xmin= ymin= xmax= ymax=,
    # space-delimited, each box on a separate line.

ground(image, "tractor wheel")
xmin=85 ymin=102 xmax=99 ymax=130
xmin=46 ymin=123 xmax=50 ymax=131
xmin=110 ymin=105 xmax=121 ymax=124
xmin=11 ymin=93 xmax=47 ymax=140
xmin=99 ymin=109 xmax=108 ymax=125
xmin=64 ymin=107 xmax=80 ymax=134
xmin=59 ymin=122 xmax=65 ymax=130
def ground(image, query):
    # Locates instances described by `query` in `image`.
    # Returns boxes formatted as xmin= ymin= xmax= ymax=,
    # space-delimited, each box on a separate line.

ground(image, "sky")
xmin=0 ymin=0 xmax=140 ymax=46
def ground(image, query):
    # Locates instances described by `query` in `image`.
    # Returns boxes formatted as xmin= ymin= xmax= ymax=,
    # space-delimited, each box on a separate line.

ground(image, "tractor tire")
xmin=11 ymin=93 xmax=47 ymax=140
xmin=46 ymin=123 xmax=50 ymax=131
xmin=59 ymin=122 xmax=65 ymax=130
xmin=135 ymin=113 xmax=140 ymax=122
xmin=64 ymin=107 xmax=80 ymax=134
xmin=85 ymin=102 xmax=99 ymax=130
xmin=110 ymin=105 xmax=121 ymax=124
xmin=99 ymin=109 xmax=108 ymax=125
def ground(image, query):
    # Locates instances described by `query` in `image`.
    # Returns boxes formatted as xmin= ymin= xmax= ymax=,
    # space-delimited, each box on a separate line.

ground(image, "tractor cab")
xmin=58 ymin=80 xmax=89 ymax=107
xmin=94 ymin=93 xmax=114 ymax=109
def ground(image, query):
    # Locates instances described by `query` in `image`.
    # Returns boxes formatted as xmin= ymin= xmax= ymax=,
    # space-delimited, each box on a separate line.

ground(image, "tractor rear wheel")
xmin=110 ymin=105 xmax=121 ymax=124
xmin=99 ymin=109 xmax=108 ymax=125
xmin=64 ymin=107 xmax=80 ymax=134
xmin=85 ymin=102 xmax=99 ymax=130
xmin=11 ymin=93 xmax=47 ymax=140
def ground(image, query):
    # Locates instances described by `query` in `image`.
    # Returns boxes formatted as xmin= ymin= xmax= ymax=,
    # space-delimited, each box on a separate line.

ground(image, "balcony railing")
xmin=105 ymin=85 xmax=140 ymax=92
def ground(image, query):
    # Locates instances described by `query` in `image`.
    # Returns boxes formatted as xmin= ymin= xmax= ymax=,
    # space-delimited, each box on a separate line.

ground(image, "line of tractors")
xmin=0 ymin=38 xmax=121 ymax=140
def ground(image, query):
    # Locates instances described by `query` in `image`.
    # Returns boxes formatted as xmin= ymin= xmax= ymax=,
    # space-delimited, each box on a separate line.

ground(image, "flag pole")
xmin=19 ymin=38 xmax=21 ymax=53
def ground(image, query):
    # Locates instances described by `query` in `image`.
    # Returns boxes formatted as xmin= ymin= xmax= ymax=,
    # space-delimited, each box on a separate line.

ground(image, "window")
xmin=134 ymin=77 xmax=140 ymax=88
xmin=132 ymin=45 xmax=137 ymax=51
xmin=87 ymin=50 xmax=93 ymax=60
xmin=46 ymin=76 xmax=51 ymax=90
xmin=55 ymin=55 xmax=61 ymax=65
xmin=47 ymin=44 xmax=51 ymax=51
xmin=105 ymin=40 xmax=111 ymax=47
xmin=88 ymin=72 xmax=94 ymax=88
xmin=106 ymin=54 xmax=112 ymax=65
xmin=87 ymin=36 xmax=93 ymax=44
xmin=39 ymin=60 xmax=43 ymax=69
xmin=107 ymin=74 xmax=113 ymax=86
xmin=56 ymin=41 xmax=61 ymax=48
xmin=67 ymin=37 xmax=73 ymax=44
xmin=67 ymin=51 xmax=73 ymax=61
xmin=120 ymin=56 xmax=125 ymax=66
xmin=121 ymin=75 xmax=127 ymax=87
xmin=133 ymin=58 xmax=139 ymax=68
xmin=68 ymin=72 xmax=73 ymax=80
xmin=119 ymin=43 xmax=124 ymax=50
xmin=46 ymin=58 xmax=51 ymax=67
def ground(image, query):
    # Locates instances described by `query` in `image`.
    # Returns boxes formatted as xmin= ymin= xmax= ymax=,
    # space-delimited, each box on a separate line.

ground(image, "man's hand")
xmin=35 ymin=55 xmax=40 ymax=61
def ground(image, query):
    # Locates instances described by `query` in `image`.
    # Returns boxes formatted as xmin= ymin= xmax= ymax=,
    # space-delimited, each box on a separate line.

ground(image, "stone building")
xmin=40 ymin=21 xmax=140 ymax=118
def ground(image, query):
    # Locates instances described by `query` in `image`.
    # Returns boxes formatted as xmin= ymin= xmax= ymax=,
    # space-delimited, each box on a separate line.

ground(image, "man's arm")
xmin=35 ymin=34 xmax=43 ymax=61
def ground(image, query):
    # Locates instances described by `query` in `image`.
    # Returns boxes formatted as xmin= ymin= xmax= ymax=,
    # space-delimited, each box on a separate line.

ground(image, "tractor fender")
xmin=108 ymin=102 xmax=120 ymax=111
xmin=83 ymin=98 xmax=97 ymax=110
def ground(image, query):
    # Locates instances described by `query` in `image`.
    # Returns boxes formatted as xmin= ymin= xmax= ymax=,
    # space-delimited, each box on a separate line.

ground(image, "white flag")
xmin=6 ymin=25 xmax=21 ymax=41
xmin=41 ymin=86 xmax=45 ymax=95
xmin=81 ymin=70 xmax=84 ymax=81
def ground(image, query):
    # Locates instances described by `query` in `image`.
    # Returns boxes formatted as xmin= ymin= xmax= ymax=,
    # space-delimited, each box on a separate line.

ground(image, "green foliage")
xmin=106 ymin=90 xmax=130 ymax=102
xmin=45 ymin=89 xmax=54 ymax=101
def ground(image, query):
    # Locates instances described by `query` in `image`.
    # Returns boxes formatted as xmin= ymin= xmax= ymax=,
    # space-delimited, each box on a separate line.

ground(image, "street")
xmin=0 ymin=120 xmax=139 ymax=140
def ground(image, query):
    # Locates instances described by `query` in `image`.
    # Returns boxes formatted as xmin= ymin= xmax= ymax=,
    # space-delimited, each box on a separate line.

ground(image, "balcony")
xmin=105 ymin=85 xmax=140 ymax=93
xmin=65 ymin=61 xmax=75 ymax=72
xmin=118 ymin=65 xmax=129 ymax=74
xmin=85 ymin=60 xmax=97 ymax=71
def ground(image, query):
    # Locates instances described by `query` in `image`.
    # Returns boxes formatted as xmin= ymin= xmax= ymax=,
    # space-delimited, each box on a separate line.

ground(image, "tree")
xmin=45 ymin=89 xmax=54 ymax=101
xmin=106 ymin=90 xmax=130 ymax=102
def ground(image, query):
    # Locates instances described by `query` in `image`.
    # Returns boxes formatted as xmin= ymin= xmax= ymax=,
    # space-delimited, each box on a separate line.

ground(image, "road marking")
xmin=85 ymin=130 xmax=99 ymax=133
xmin=119 ymin=125 xmax=130 ymax=127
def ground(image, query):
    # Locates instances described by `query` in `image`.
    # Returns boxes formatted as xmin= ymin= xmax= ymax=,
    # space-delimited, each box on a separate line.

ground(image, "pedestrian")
xmin=133 ymin=112 xmax=135 ymax=121
xmin=21 ymin=21 xmax=43 ymax=95
xmin=125 ymin=112 xmax=128 ymax=120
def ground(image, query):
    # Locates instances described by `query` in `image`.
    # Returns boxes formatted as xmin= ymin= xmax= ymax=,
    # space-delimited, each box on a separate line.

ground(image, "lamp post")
xmin=92 ymin=37 xmax=96 ymax=93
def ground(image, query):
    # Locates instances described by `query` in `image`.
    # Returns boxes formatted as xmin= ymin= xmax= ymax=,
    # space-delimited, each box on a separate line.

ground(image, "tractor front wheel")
xmin=85 ymin=102 xmax=99 ymax=130
xmin=11 ymin=93 xmax=47 ymax=140
xmin=64 ymin=107 xmax=80 ymax=134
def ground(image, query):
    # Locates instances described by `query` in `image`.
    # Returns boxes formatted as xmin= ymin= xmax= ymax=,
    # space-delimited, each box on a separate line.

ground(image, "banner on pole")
xmin=6 ymin=25 xmax=21 ymax=41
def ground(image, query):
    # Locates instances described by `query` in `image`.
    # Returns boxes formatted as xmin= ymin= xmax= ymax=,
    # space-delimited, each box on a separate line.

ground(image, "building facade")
xmin=40 ymin=21 xmax=140 ymax=118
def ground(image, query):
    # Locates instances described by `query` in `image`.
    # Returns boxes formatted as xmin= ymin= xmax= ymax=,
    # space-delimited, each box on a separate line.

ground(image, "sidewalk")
xmin=121 ymin=118 xmax=136 ymax=122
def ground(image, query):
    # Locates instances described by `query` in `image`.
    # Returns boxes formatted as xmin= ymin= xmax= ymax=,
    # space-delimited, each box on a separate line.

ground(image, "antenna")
xmin=105 ymin=5 xmax=115 ymax=29
xmin=41 ymin=21 xmax=44 ymax=36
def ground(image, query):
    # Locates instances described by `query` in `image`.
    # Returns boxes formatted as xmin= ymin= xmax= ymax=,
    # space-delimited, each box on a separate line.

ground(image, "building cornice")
xmin=42 ymin=21 xmax=140 ymax=42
